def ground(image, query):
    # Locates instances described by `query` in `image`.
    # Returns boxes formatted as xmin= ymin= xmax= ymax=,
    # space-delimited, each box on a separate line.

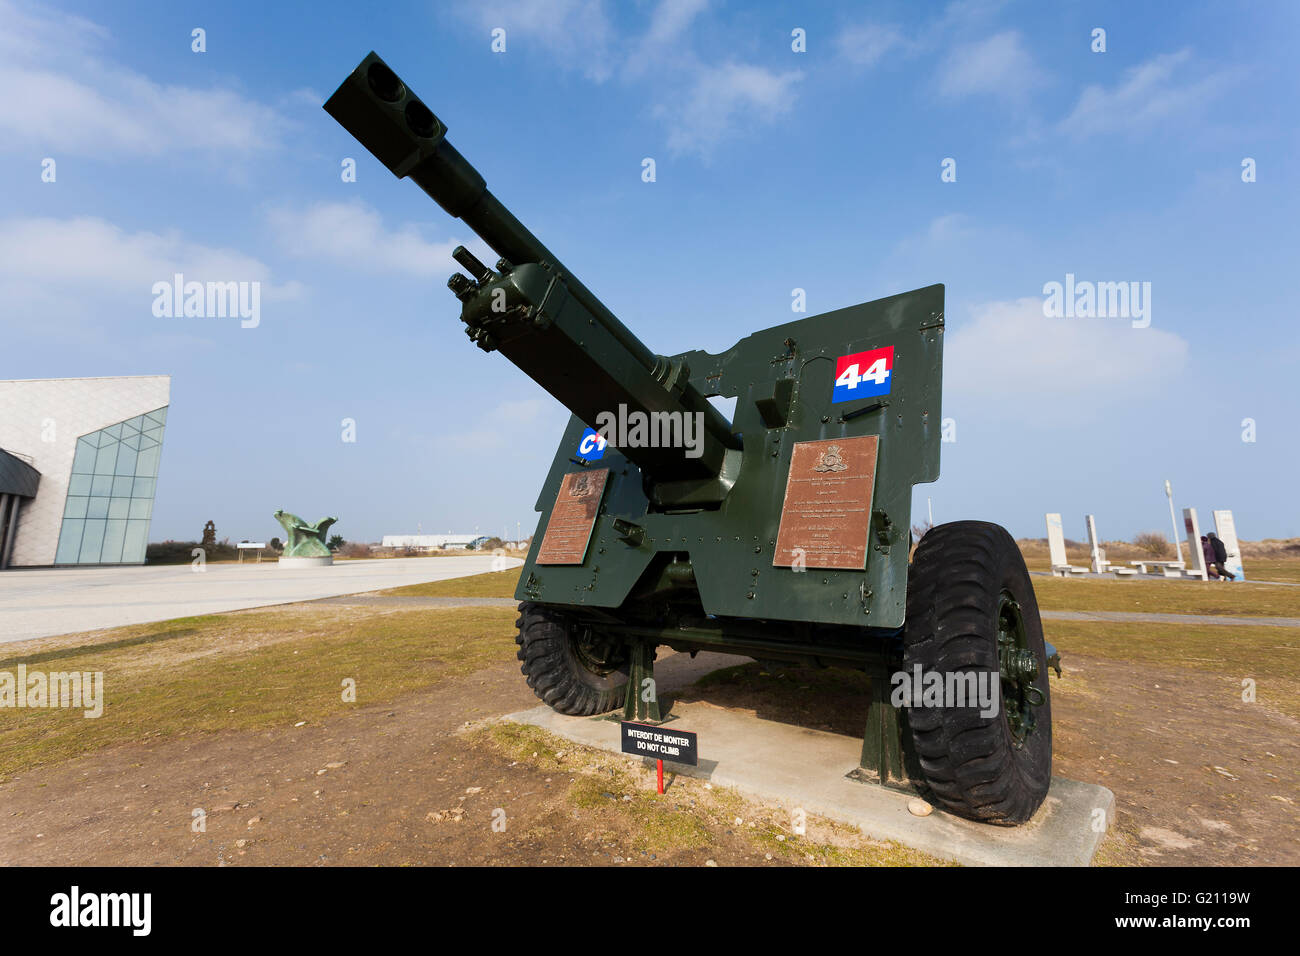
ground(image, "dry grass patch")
xmin=1031 ymin=575 xmax=1300 ymax=618
xmin=475 ymin=722 xmax=949 ymax=866
xmin=1241 ymin=559 xmax=1300 ymax=584
xmin=0 ymin=606 xmax=519 ymax=779
xmin=381 ymin=568 xmax=522 ymax=599
xmin=1045 ymin=620 xmax=1300 ymax=719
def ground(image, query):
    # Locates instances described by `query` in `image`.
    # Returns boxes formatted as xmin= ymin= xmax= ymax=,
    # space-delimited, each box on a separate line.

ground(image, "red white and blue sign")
xmin=832 ymin=346 xmax=894 ymax=403
xmin=577 ymin=427 xmax=607 ymax=460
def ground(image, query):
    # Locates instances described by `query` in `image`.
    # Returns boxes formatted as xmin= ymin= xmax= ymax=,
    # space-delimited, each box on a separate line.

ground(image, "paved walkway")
xmin=0 ymin=556 xmax=522 ymax=644
xmin=1040 ymin=610 xmax=1300 ymax=628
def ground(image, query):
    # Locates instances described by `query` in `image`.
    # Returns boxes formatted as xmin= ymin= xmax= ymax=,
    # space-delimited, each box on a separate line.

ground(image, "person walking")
xmin=1201 ymin=535 xmax=1220 ymax=579
xmin=1208 ymin=532 xmax=1236 ymax=581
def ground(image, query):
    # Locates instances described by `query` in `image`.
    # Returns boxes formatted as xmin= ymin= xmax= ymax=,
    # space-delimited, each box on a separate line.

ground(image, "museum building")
xmin=0 ymin=376 xmax=170 ymax=568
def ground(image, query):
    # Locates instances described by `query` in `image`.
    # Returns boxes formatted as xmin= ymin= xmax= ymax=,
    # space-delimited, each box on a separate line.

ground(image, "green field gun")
xmin=326 ymin=52 xmax=1060 ymax=824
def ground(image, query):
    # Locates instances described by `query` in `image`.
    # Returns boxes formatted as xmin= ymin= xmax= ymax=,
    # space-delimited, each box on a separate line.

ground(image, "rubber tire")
xmin=903 ymin=521 xmax=1052 ymax=824
xmin=515 ymin=602 xmax=628 ymax=716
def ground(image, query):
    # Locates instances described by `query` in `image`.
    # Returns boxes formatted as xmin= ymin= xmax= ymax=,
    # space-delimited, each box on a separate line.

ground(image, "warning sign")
xmin=620 ymin=722 xmax=698 ymax=766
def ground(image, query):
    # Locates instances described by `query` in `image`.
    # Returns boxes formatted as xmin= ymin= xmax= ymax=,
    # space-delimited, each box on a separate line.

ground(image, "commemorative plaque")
xmin=536 ymin=469 xmax=609 ymax=565
xmin=772 ymin=436 xmax=878 ymax=570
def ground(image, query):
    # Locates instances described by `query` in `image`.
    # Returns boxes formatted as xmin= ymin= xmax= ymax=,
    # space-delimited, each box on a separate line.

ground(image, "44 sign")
xmin=833 ymin=346 xmax=893 ymax=403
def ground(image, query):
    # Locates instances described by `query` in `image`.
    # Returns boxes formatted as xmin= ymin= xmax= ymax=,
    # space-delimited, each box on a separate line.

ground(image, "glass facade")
xmin=55 ymin=406 xmax=167 ymax=565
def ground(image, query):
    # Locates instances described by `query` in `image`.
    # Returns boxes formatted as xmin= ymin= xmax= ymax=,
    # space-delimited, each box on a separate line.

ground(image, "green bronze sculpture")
xmin=273 ymin=510 xmax=337 ymax=559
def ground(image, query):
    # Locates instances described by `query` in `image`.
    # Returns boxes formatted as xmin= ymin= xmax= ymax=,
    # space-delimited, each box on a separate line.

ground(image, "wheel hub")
xmin=997 ymin=591 xmax=1045 ymax=747
xmin=571 ymin=624 xmax=626 ymax=676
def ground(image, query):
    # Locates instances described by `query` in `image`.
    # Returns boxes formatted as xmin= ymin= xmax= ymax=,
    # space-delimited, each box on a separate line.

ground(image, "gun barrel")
xmin=324 ymin=53 xmax=655 ymax=372
xmin=325 ymin=53 xmax=737 ymax=492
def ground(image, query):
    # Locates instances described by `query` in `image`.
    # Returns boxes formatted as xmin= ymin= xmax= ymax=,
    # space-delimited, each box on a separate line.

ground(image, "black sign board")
xmin=620 ymin=721 xmax=698 ymax=766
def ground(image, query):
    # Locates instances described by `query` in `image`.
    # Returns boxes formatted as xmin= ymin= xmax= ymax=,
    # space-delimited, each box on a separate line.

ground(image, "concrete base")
xmin=505 ymin=667 xmax=1114 ymax=866
xmin=277 ymin=555 xmax=333 ymax=568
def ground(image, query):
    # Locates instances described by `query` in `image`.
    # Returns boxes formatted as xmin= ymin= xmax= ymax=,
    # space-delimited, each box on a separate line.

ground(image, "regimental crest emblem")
xmin=812 ymin=445 xmax=848 ymax=473
xmin=570 ymin=473 xmax=593 ymax=497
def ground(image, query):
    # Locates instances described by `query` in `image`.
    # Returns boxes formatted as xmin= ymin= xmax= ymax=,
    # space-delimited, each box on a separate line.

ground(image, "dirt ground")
xmin=2 ymin=635 xmax=1296 ymax=866
xmin=0 ymin=651 xmax=936 ymax=867
xmin=1050 ymin=652 xmax=1298 ymax=865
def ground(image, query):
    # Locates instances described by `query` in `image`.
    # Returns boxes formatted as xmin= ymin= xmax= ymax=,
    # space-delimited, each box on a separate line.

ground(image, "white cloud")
xmin=454 ymin=0 xmax=801 ymax=160
xmin=0 ymin=216 xmax=298 ymax=345
xmin=883 ymin=214 xmax=979 ymax=272
xmin=0 ymin=0 xmax=106 ymax=60
xmin=454 ymin=0 xmax=618 ymax=82
xmin=441 ymin=397 xmax=558 ymax=452
xmin=644 ymin=0 xmax=709 ymax=47
xmin=835 ymin=22 xmax=909 ymax=67
xmin=923 ymin=213 xmax=970 ymax=243
xmin=833 ymin=1 xmax=1012 ymax=73
xmin=945 ymin=297 xmax=1189 ymax=422
xmin=937 ymin=30 xmax=1039 ymax=101
xmin=624 ymin=0 xmax=710 ymax=77
xmin=265 ymin=201 xmax=492 ymax=278
xmin=1058 ymin=50 xmax=1231 ymax=139
xmin=0 ymin=217 xmax=291 ymax=293
xmin=934 ymin=0 xmax=1012 ymax=32
xmin=0 ymin=0 xmax=283 ymax=157
xmin=665 ymin=63 xmax=804 ymax=159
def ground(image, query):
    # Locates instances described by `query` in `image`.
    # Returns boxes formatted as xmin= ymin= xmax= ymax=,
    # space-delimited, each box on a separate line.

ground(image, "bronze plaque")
xmin=536 ymin=469 xmax=609 ymax=565
xmin=773 ymin=437 xmax=879 ymax=570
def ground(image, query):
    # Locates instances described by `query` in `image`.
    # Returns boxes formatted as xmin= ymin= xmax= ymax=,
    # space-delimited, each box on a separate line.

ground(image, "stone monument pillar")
xmin=1085 ymin=514 xmax=1105 ymax=573
xmin=1213 ymin=510 xmax=1246 ymax=581
xmin=1182 ymin=508 xmax=1207 ymax=580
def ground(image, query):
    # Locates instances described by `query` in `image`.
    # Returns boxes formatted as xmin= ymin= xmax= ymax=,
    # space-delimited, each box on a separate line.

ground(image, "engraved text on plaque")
xmin=772 ymin=437 xmax=879 ymax=570
xmin=536 ymin=469 xmax=609 ymax=565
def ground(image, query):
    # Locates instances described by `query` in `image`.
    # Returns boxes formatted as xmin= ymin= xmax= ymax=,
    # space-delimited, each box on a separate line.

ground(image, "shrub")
xmin=146 ymin=539 xmax=239 ymax=564
xmin=1132 ymin=531 xmax=1171 ymax=557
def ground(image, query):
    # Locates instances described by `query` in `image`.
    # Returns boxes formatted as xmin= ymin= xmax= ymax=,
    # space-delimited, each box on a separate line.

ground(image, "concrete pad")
xmin=277 ymin=555 xmax=333 ymax=568
xmin=505 ymin=653 xmax=1113 ymax=866
xmin=0 ymin=555 xmax=522 ymax=644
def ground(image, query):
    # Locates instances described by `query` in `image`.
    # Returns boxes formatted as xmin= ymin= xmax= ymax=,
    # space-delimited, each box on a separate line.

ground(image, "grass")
xmin=1242 ymin=559 xmax=1300 ymax=584
xmin=477 ymin=722 xmax=944 ymax=865
xmin=1031 ymin=575 xmax=1300 ymax=618
xmin=0 ymin=605 xmax=518 ymax=779
xmin=380 ymin=559 xmax=1300 ymax=617
xmin=1044 ymin=620 xmax=1300 ymax=719
xmin=382 ymin=568 xmax=521 ymax=599
xmin=480 ymin=722 xmax=711 ymax=852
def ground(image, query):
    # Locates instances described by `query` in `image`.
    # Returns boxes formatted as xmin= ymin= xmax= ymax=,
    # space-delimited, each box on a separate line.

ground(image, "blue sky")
xmin=1 ymin=0 xmax=1297 ymax=546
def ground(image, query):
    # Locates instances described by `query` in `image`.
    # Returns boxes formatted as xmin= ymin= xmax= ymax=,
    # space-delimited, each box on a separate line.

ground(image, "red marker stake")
xmin=657 ymin=759 xmax=664 ymax=794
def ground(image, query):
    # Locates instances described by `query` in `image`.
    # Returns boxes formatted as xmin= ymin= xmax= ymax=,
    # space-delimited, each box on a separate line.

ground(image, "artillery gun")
xmin=326 ymin=53 xmax=1060 ymax=824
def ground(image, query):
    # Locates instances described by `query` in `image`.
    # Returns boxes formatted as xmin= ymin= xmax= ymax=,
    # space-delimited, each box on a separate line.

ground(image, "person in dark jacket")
xmin=1201 ymin=535 xmax=1219 ymax=578
xmin=1207 ymin=532 xmax=1236 ymax=580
